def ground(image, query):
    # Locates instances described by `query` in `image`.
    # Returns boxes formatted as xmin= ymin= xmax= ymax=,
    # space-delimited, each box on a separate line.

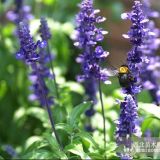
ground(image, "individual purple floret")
xmin=6 ymin=0 xmax=33 ymax=24
xmin=140 ymin=0 xmax=160 ymax=105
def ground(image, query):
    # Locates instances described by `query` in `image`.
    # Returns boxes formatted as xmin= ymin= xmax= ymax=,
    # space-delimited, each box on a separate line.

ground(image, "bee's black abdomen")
xmin=118 ymin=73 xmax=132 ymax=88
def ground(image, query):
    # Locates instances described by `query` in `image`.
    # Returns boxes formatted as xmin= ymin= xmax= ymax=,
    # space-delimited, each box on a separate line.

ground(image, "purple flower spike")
xmin=116 ymin=95 xmax=142 ymax=145
xmin=39 ymin=17 xmax=52 ymax=41
xmin=16 ymin=22 xmax=61 ymax=146
xmin=116 ymin=95 xmax=142 ymax=159
xmin=122 ymin=1 xmax=149 ymax=46
xmin=74 ymin=0 xmax=109 ymax=82
xmin=16 ymin=22 xmax=53 ymax=107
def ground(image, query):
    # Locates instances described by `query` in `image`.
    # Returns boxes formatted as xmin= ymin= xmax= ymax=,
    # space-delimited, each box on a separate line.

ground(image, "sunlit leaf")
xmin=65 ymin=140 xmax=90 ymax=159
xmin=55 ymin=123 xmax=73 ymax=134
xmin=68 ymin=101 xmax=92 ymax=127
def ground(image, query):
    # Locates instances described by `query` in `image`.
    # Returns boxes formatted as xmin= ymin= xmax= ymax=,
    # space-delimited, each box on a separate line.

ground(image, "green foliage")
xmin=0 ymin=0 xmax=160 ymax=159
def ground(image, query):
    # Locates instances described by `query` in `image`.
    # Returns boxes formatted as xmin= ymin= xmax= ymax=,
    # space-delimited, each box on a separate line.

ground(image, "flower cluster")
xmin=116 ymin=95 xmax=142 ymax=146
xmin=16 ymin=22 xmax=53 ymax=107
xmin=7 ymin=0 xmax=33 ymax=24
xmin=140 ymin=0 xmax=160 ymax=105
xmin=16 ymin=22 xmax=39 ymax=62
xmin=74 ymin=0 xmax=109 ymax=83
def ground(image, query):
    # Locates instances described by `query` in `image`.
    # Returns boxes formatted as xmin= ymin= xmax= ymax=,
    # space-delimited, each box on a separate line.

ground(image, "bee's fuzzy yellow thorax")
xmin=119 ymin=66 xmax=129 ymax=73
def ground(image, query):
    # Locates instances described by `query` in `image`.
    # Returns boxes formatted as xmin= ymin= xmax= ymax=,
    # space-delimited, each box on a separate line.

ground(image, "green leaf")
xmin=68 ymin=102 xmax=92 ymax=127
xmin=64 ymin=82 xmax=84 ymax=95
xmin=55 ymin=123 xmax=73 ymax=134
xmin=75 ymin=131 xmax=99 ymax=148
xmin=65 ymin=140 xmax=90 ymax=159
xmin=139 ymin=103 xmax=160 ymax=119
xmin=22 ymin=149 xmax=53 ymax=159
xmin=24 ymin=136 xmax=45 ymax=152
xmin=88 ymin=153 xmax=104 ymax=159
xmin=26 ymin=107 xmax=50 ymax=128
xmin=45 ymin=133 xmax=68 ymax=159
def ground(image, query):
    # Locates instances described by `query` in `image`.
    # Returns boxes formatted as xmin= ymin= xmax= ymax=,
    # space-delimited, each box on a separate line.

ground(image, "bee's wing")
xmin=105 ymin=68 xmax=119 ymax=77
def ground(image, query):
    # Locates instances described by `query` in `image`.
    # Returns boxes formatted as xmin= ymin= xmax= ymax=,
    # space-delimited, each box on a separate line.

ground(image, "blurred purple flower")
xmin=4 ymin=145 xmax=17 ymax=158
xmin=39 ymin=17 xmax=52 ymax=41
xmin=142 ymin=0 xmax=160 ymax=18
xmin=140 ymin=0 xmax=160 ymax=105
xmin=6 ymin=0 xmax=33 ymax=24
xmin=39 ymin=17 xmax=53 ymax=79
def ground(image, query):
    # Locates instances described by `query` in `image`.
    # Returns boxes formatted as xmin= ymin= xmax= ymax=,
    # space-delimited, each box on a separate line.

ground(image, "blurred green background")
xmin=0 ymin=0 xmax=160 ymax=159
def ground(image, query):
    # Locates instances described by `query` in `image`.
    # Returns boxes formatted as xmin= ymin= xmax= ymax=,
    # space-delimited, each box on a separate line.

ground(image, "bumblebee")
xmin=118 ymin=65 xmax=135 ymax=88
xmin=106 ymin=64 xmax=134 ymax=88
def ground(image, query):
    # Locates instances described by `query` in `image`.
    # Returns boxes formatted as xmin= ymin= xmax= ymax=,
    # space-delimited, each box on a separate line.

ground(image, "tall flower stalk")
xmin=39 ymin=17 xmax=60 ymax=100
xmin=16 ymin=22 xmax=61 ymax=148
xmin=74 ymin=0 xmax=110 ymax=148
xmin=116 ymin=1 xmax=149 ymax=158
xmin=140 ymin=0 xmax=160 ymax=105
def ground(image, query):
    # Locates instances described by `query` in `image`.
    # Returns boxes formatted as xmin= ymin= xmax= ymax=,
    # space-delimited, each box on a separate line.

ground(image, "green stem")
xmin=33 ymin=63 xmax=62 ymax=150
xmin=47 ymin=42 xmax=60 ymax=100
xmin=98 ymin=79 xmax=106 ymax=149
